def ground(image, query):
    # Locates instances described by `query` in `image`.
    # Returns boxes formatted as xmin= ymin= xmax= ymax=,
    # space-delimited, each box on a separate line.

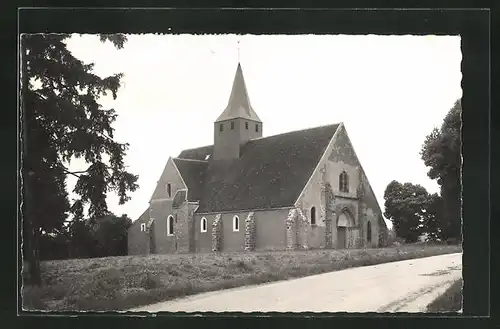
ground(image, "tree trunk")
xmin=21 ymin=36 xmax=41 ymax=286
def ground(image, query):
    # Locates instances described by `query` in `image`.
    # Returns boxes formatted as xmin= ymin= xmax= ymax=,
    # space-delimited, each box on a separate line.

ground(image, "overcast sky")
xmin=64 ymin=34 xmax=462 ymax=228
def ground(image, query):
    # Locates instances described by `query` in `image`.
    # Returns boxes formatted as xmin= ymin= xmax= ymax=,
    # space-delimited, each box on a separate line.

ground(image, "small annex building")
xmin=128 ymin=63 xmax=388 ymax=255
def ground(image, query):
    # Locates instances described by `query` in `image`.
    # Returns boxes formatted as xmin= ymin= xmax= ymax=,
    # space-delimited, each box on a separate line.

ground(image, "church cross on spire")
xmin=237 ymin=39 xmax=240 ymax=62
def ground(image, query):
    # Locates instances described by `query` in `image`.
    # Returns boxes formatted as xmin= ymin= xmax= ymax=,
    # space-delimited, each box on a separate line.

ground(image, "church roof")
xmin=172 ymin=158 xmax=208 ymax=202
xmin=176 ymin=123 xmax=340 ymax=213
xmin=215 ymin=63 xmax=262 ymax=123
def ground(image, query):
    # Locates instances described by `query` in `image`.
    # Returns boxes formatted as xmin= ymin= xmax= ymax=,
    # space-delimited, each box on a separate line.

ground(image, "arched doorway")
xmin=337 ymin=211 xmax=354 ymax=249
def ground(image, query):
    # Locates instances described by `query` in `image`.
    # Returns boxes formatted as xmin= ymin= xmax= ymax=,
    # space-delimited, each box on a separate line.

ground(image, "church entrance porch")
xmin=336 ymin=211 xmax=354 ymax=249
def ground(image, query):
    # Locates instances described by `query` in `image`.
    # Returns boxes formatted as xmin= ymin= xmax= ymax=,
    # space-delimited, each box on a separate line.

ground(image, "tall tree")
xmin=20 ymin=34 xmax=138 ymax=285
xmin=422 ymin=192 xmax=445 ymax=242
xmin=384 ymin=181 xmax=429 ymax=243
xmin=93 ymin=214 xmax=133 ymax=257
xmin=420 ymin=100 xmax=462 ymax=241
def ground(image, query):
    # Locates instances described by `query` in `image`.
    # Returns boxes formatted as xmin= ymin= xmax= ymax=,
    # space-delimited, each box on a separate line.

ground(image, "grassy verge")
xmin=22 ymin=244 xmax=461 ymax=312
xmin=426 ymin=278 xmax=463 ymax=312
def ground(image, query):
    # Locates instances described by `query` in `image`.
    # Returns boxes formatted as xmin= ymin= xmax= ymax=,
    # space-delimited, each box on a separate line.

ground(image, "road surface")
xmin=130 ymin=253 xmax=462 ymax=313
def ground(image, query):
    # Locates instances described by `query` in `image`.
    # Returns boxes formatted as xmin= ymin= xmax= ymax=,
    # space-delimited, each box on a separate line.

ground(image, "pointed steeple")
xmin=216 ymin=63 xmax=261 ymax=122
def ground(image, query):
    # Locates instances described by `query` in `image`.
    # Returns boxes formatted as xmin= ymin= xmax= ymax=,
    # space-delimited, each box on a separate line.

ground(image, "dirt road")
xmin=130 ymin=252 xmax=462 ymax=313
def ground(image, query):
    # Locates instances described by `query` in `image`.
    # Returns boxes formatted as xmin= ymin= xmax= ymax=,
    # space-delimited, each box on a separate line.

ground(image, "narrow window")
xmin=255 ymin=124 xmax=259 ymax=132
xmin=167 ymin=183 xmax=172 ymax=198
xmin=140 ymin=223 xmax=146 ymax=232
xmin=367 ymin=221 xmax=372 ymax=243
xmin=233 ymin=215 xmax=239 ymax=232
xmin=311 ymin=206 xmax=316 ymax=225
xmin=167 ymin=215 xmax=174 ymax=236
xmin=201 ymin=217 xmax=207 ymax=233
xmin=220 ymin=123 xmax=224 ymax=132
xmin=339 ymin=171 xmax=349 ymax=193
xmin=231 ymin=121 xmax=235 ymax=130
xmin=245 ymin=122 xmax=248 ymax=130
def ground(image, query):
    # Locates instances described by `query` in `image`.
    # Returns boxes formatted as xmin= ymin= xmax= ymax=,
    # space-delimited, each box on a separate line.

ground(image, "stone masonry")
xmin=285 ymin=208 xmax=297 ymax=250
xmin=357 ymin=173 xmax=366 ymax=247
xmin=244 ymin=212 xmax=256 ymax=251
xmin=296 ymin=208 xmax=309 ymax=250
xmin=322 ymin=182 xmax=334 ymax=249
xmin=212 ymin=214 xmax=222 ymax=252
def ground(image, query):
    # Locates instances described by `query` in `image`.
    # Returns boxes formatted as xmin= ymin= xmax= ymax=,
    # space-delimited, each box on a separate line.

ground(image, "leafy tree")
xmin=21 ymin=34 xmax=138 ymax=285
xmin=384 ymin=181 xmax=430 ymax=243
xmin=38 ymin=231 xmax=70 ymax=260
xmin=93 ymin=214 xmax=132 ymax=257
xmin=420 ymin=100 xmax=462 ymax=240
xmin=422 ymin=193 xmax=445 ymax=242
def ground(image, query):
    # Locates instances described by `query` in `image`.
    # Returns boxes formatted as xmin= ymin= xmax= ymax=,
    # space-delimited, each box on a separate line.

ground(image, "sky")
xmin=64 ymin=34 xmax=462 ymax=228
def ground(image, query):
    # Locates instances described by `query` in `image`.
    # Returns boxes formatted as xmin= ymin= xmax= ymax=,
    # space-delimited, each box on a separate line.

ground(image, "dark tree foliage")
xmin=420 ymin=100 xmax=462 ymax=241
xmin=20 ymin=34 xmax=138 ymax=285
xmin=383 ymin=181 xmax=441 ymax=243
xmin=92 ymin=214 xmax=132 ymax=257
xmin=38 ymin=213 xmax=132 ymax=261
xmin=423 ymin=193 xmax=445 ymax=242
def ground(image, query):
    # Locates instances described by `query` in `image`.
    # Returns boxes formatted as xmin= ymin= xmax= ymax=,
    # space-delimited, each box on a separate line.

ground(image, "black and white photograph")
xmin=20 ymin=31 xmax=463 ymax=313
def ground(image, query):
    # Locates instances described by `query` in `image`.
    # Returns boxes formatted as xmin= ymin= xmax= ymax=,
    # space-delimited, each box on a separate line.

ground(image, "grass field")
xmin=426 ymin=278 xmax=463 ymax=312
xmin=22 ymin=244 xmax=461 ymax=312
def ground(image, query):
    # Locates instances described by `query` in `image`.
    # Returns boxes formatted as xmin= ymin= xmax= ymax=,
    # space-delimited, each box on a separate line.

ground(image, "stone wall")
xmin=187 ymin=204 xmax=197 ymax=253
xmin=173 ymin=201 xmax=190 ymax=253
xmin=195 ymin=209 xmax=289 ymax=252
xmin=296 ymin=208 xmax=309 ymax=250
xmin=244 ymin=212 xmax=256 ymax=251
xmin=285 ymin=208 xmax=297 ymax=250
xmin=211 ymin=214 xmax=222 ymax=252
xmin=149 ymin=200 xmax=176 ymax=254
xmin=322 ymin=182 xmax=334 ymax=249
xmin=127 ymin=209 xmax=151 ymax=255
xmin=150 ymin=157 xmax=187 ymax=201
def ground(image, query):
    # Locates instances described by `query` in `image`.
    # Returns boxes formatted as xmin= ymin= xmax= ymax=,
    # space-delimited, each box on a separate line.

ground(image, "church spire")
xmin=215 ymin=62 xmax=261 ymax=123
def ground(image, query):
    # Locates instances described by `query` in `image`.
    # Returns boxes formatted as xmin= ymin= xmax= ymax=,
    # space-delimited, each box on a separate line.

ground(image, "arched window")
xmin=201 ymin=217 xmax=207 ymax=233
xmin=310 ymin=206 xmax=316 ymax=225
xmin=367 ymin=221 xmax=372 ymax=243
xmin=167 ymin=183 xmax=172 ymax=198
xmin=167 ymin=215 xmax=174 ymax=236
xmin=233 ymin=215 xmax=239 ymax=232
xmin=339 ymin=171 xmax=349 ymax=193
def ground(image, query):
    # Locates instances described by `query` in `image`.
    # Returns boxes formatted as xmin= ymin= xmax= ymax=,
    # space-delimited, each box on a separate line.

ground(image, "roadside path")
xmin=130 ymin=253 xmax=462 ymax=313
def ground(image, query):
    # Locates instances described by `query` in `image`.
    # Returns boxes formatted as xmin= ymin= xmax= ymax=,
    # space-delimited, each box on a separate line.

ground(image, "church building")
xmin=128 ymin=63 xmax=388 ymax=255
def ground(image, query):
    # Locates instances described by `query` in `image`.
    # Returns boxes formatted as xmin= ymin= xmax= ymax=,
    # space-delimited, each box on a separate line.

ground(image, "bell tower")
xmin=213 ymin=63 xmax=263 ymax=161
